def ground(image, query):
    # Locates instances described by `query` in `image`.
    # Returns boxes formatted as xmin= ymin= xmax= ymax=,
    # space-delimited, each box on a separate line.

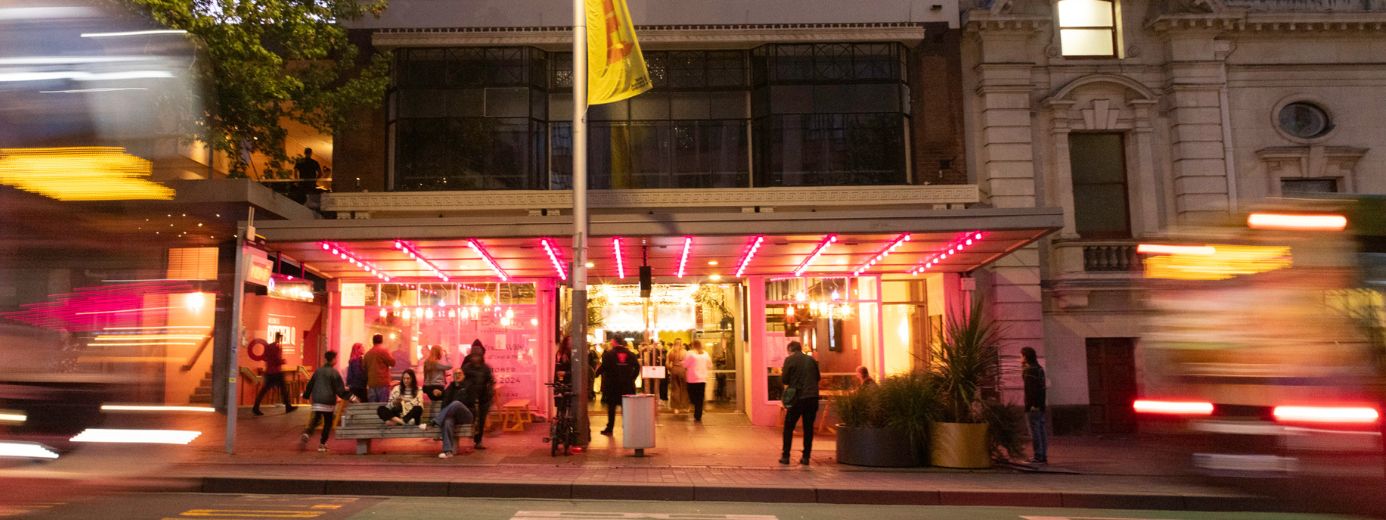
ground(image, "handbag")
xmin=780 ymin=386 xmax=798 ymax=407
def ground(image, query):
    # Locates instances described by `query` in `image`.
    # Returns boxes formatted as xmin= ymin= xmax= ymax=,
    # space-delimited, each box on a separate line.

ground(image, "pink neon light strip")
xmin=852 ymin=233 xmax=911 ymax=277
xmin=793 ymin=235 xmax=838 ymax=277
xmin=466 ymin=239 xmax=509 ymax=282
xmin=676 ymin=236 xmax=692 ymax=278
xmin=613 ymin=237 xmax=626 ymax=279
xmin=911 ymin=231 xmax=984 ymax=275
xmin=540 ymin=238 xmax=568 ymax=281
xmin=734 ymin=235 xmax=766 ymax=278
xmin=393 ymin=241 xmax=449 ymax=282
xmin=320 ymin=242 xmax=390 ymax=282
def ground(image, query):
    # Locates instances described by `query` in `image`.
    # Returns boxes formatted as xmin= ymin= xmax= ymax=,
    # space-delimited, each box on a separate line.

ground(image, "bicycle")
xmin=543 ymin=381 xmax=577 ymax=456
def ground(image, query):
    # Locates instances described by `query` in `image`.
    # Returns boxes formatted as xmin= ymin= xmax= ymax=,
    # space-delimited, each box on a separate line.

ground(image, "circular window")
xmin=1277 ymin=102 xmax=1332 ymax=139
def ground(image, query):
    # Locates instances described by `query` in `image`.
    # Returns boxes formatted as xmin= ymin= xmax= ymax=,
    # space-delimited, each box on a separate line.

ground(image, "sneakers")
xmin=419 ymin=423 xmax=430 ymax=431
xmin=317 ymin=444 xmax=328 ymax=453
xmin=1027 ymin=458 xmax=1049 ymax=465
xmin=438 ymin=452 xmax=452 ymax=459
xmin=778 ymin=456 xmax=790 ymax=465
xmin=299 ymin=432 xmax=309 ymax=444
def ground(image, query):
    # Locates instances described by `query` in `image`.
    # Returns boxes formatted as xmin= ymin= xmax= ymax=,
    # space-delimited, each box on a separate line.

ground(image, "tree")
xmin=118 ymin=0 xmax=390 ymax=177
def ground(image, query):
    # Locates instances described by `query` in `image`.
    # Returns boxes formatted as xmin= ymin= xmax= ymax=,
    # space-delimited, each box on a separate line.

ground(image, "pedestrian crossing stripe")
xmin=173 ymin=509 xmax=324 ymax=518
xmin=513 ymin=516 xmax=777 ymax=520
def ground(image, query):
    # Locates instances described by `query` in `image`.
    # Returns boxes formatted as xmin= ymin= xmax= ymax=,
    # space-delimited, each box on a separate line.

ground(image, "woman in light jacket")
xmin=666 ymin=339 xmax=690 ymax=413
xmin=422 ymin=345 xmax=453 ymax=401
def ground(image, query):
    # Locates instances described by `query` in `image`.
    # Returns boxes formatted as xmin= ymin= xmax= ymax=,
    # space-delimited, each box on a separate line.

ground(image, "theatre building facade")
xmin=239 ymin=0 xmax=1062 ymax=427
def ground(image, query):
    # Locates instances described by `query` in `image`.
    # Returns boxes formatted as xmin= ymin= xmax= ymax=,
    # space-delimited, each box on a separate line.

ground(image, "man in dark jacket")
xmin=300 ymin=351 xmax=355 ymax=451
xmin=780 ymin=340 xmax=820 ymax=465
xmin=364 ymin=334 xmax=395 ymax=403
xmin=252 ymin=332 xmax=296 ymax=416
xmin=461 ymin=341 xmax=495 ymax=449
xmin=1022 ymin=346 xmax=1048 ymax=464
xmin=424 ymin=368 xmax=475 ymax=458
xmin=595 ymin=340 xmax=641 ymax=436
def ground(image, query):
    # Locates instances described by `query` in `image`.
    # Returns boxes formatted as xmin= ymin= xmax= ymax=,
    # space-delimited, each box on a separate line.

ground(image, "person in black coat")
xmin=594 ymin=340 xmax=641 ymax=436
xmin=1022 ymin=346 xmax=1048 ymax=464
xmin=461 ymin=340 xmax=496 ymax=450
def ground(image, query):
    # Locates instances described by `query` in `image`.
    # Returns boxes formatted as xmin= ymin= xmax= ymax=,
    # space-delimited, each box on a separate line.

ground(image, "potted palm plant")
xmin=835 ymin=373 xmax=936 ymax=467
xmin=930 ymin=298 xmax=1002 ymax=469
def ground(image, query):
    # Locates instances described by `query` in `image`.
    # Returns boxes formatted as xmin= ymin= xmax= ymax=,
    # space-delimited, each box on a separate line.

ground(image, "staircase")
xmin=189 ymin=370 xmax=214 ymax=404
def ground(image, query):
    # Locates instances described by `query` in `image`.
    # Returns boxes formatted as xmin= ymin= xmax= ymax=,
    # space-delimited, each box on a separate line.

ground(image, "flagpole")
xmin=570 ymin=0 xmax=592 ymax=446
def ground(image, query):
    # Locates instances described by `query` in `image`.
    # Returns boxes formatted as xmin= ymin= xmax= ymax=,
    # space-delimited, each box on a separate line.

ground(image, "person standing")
xmin=683 ymin=341 xmax=712 ymax=422
xmin=638 ymin=340 xmax=664 ymax=396
xmin=594 ymin=339 xmax=640 ymax=436
xmin=364 ymin=334 xmax=395 ymax=403
xmin=779 ymin=340 xmax=820 ymax=465
xmin=293 ymin=147 xmax=322 ymax=203
xmin=586 ymin=344 xmax=600 ymax=402
xmin=1022 ymin=346 xmax=1049 ymax=465
xmin=346 ymin=343 xmax=368 ymax=403
xmin=666 ymin=339 xmax=689 ymax=413
xmin=423 ymin=345 xmax=453 ymax=401
xmin=251 ymin=332 xmax=297 ymax=416
xmin=300 ymin=351 xmax=357 ymax=452
xmin=423 ymin=368 xmax=475 ymax=458
xmin=462 ymin=340 xmax=495 ymax=450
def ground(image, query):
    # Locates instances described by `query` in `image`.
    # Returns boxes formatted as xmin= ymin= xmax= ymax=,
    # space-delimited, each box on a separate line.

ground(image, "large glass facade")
xmin=387 ymin=44 xmax=913 ymax=191
xmin=762 ymin=276 xmax=880 ymax=402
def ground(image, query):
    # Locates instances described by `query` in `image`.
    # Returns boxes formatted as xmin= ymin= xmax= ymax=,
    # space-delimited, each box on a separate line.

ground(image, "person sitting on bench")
xmin=377 ymin=369 xmax=423 ymax=426
xmin=421 ymin=368 xmax=475 ymax=458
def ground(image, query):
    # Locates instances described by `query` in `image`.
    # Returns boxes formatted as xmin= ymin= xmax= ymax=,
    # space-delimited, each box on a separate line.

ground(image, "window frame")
xmin=1056 ymin=0 xmax=1121 ymax=59
xmin=1068 ymin=132 xmax=1132 ymax=239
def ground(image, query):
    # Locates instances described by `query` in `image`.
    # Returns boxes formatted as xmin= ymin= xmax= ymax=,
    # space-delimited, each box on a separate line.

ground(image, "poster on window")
xmin=485 ymin=344 xmax=537 ymax=405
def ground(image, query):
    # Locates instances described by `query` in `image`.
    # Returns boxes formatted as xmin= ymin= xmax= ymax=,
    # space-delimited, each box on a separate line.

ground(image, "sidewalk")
xmin=129 ymin=408 xmax=1281 ymax=511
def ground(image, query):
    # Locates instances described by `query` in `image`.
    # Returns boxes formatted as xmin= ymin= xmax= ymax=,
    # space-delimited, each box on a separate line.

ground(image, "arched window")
xmin=1057 ymin=0 xmax=1118 ymax=57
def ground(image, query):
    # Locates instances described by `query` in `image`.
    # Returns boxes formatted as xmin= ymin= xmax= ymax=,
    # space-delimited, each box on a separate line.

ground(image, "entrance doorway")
xmin=583 ymin=283 xmax=743 ymax=415
xmin=1086 ymin=337 xmax=1137 ymax=434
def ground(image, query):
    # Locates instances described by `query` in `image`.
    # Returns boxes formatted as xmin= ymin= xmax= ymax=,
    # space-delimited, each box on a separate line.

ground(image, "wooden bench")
xmin=336 ymin=402 xmax=474 ymax=455
xmin=499 ymin=399 xmax=532 ymax=432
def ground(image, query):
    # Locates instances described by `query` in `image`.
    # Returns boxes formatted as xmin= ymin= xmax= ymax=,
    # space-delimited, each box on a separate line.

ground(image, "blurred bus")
xmin=1135 ymin=197 xmax=1386 ymax=482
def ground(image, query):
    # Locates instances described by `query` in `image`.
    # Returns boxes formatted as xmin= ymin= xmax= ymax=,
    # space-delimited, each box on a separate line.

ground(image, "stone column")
xmin=1164 ymin=29 xmax=1232 ymax=223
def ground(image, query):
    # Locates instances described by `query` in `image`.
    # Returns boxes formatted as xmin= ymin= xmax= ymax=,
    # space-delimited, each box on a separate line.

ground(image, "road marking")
xmin=1021 ymin=516 xmax=1169 ymax=520
xmin=514 ymin=513 xmax=777 ymax=520
xmin=174 ymin=509 xmax=324 ymax=518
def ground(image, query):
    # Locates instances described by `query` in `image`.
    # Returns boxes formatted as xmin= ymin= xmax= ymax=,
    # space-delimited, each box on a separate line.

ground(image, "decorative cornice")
xmin=961 ymin=11 xmax=1051 ymax=33
xmin=372 ymin=23 xmax=929 ymax=48
xmin=323 ymin=185 xmax=980 ymax=214
xmin=1149 ymin=11 xmax=1386 ymax=33
xmin=1256 ymin=145 xmax=1369 ymax=160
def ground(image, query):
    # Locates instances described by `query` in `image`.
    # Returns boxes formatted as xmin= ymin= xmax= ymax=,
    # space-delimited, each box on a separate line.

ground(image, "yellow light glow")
xmin=0 ymin=411 xmax=26 ymax=424
xmin=1144 ymin=245 xmax=1292 ymax=281
xmin=0 ymin=147 xmax=173 ymax=201
xmin=1137 ymin=244 xmax=1216 ymax=256
xmin=101 ymin=404 xmax=214 ymax=413
xmin=709 ymin=274 xmax=722 ymax=281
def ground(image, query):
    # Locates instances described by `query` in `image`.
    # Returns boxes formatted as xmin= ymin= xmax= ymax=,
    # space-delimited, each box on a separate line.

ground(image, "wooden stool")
xmin=500 ymin=399 xmax=531 ymax=432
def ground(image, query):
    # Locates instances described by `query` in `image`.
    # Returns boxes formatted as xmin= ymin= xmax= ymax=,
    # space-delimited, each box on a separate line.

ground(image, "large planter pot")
xmin=835 ymin=425 xmax=920 ymax=467
xmin=929 ymin=421 xmax=990 ymax=469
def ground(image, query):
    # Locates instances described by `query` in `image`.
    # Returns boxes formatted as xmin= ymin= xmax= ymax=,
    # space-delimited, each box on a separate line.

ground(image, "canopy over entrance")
xmin=257 ymin=207 xmax=1062 ymax=281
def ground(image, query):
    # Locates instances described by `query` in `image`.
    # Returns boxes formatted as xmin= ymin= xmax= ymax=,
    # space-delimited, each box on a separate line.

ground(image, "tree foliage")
xmin=117 ymin=0 xmax=390 ymax=177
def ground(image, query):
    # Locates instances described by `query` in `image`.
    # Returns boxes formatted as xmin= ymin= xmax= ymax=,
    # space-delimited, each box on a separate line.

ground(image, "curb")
xmin=196 ymin=476 xmax=1280 ymax=511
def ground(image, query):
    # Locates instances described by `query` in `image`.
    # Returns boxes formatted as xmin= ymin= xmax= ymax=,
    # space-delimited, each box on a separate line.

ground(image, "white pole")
xmin=570 ymin=0 xmax=592 ymax=445
xmin=225 ymin=207 xmax=254 ymax=455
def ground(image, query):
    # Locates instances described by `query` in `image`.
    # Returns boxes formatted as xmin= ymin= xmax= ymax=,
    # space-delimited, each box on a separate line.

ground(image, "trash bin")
xmin=621 ymin=394 xmax=657 ymax=456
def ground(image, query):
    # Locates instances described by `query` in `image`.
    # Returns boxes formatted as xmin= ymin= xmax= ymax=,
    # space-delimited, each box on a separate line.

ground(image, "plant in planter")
xmin=930 ymin=298 xmax=1002 ymax=468
xmin=835 ymin=373 xmax=937 ymax=467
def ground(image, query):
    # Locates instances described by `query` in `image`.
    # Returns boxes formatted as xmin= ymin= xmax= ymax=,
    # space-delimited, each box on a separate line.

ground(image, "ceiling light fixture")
xmin=394 ymin=240 xmax=449 ymax=282
xmin=612 ymin=237 xmax=626 ymax=279
xmin=853 ymin=233 xmax=911 ymax=277
xmin=540 ymin=238 xmax=568 ymax=281
xmin=467 ymin=239 xmax=509 ymax=281
xmin=734 ymin=235 xmax=766 ymax=278
xmin=320 ymin=242 xmax=389 ymax=282
xmin=793 ymin=234 xmax=838 ymax=277
xmin=676 ymin=236 xmax=693 ymax=278
xmin=911 ymin=231 xmax=984 ymax=276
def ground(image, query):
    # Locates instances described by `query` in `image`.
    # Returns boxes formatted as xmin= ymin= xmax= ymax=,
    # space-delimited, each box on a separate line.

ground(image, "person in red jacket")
xmin=364 ymin=334 xmax=396 ymax=402
xmin=252 ymin=332 xmax=297 ymax=416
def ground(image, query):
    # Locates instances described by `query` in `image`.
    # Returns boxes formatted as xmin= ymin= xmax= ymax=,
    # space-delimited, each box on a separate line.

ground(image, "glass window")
xmin=1069 ymin=133 xmax=1130 ymax=238
xmin=391 ymin=47 xmax=548 ymax=191
xmin=1057 ymin=0 xmax=1118 ymax=57
xmin=1281 ymin=178 xmax=1338 ymax=195
xmin=754 ymin=113 xmax=906 ymax=187
xmin=1278 ymin=102 xmax=1332 ymax=139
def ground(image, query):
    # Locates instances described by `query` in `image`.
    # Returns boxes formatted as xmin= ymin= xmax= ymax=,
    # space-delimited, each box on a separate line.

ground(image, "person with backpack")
xmin=300 ymin=351 xmax=357 ymax=452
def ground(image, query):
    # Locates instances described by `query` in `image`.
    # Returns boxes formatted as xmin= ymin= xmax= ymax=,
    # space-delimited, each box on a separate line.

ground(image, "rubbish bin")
xmin=621 ymin=394 xmax=657 ymax=456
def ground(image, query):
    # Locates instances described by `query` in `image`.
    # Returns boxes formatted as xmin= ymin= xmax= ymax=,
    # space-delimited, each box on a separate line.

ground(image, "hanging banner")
xmin=585 ymin=0 xmax=651 ymax=105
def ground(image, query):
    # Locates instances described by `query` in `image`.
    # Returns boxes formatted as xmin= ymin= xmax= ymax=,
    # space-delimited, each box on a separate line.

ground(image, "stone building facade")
xmin=962 ymin=0 xmax=1386 ymax=432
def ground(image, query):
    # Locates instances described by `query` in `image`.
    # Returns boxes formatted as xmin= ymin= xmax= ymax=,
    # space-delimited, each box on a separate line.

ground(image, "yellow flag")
xmin=585 ymin=0 xmax=651 ymax=105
